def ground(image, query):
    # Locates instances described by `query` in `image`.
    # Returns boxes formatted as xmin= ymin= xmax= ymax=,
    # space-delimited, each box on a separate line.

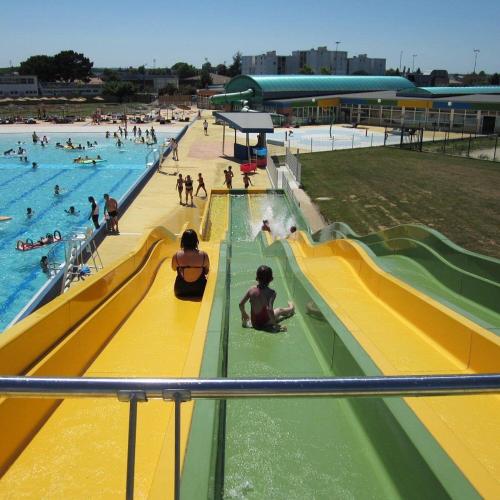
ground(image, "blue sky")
xmin=1 ymin=0 xmax=499 ymax=73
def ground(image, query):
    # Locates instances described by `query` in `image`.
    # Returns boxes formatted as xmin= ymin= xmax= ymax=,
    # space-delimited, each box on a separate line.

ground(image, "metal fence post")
xmin=117 ymin=391 xmax=147 ymax=500
xmin=163 ymin=390 xmax=191 ymax=500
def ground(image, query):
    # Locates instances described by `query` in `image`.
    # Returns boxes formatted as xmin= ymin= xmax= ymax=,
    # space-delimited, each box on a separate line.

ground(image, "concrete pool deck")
xmin=95 ymin=110 xmax=272 ymax=266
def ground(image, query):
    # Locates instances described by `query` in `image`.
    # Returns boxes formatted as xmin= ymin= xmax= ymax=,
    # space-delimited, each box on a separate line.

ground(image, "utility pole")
xmin=473 ymin=49 xmax=480 ymax=74
xmin=399 ymin=51 xmax=403 ymax=72
xmin=335 ymin=41 xmax=341 ymax=75
xmin=412 ymin=54 xmax=417 ymax=73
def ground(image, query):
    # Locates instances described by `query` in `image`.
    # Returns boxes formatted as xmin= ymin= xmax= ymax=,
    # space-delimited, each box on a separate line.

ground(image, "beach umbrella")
xmin=40 ymin=97 xmax=50 ymax=101
xmin=57 ymin=96 xmax=68 ymax=101
xmin=70 ymin=97 xmax=82 ymax=102
xmin=93 ymin=96 xmax=104 ymax=101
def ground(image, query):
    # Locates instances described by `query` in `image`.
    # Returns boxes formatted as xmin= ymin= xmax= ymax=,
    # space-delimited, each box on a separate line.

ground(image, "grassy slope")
xmin=300 ymin=147 xmax=500 ymax=258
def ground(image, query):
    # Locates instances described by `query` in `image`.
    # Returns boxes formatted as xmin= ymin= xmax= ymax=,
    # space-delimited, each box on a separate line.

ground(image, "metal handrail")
xmin=2 ymin=374 xmax=499 ymax=500
xmin=1 ymin=374 xmax=500 ymax=399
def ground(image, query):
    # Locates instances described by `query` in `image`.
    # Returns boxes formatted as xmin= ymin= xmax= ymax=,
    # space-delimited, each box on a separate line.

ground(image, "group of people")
xmin=172 ymin=228 xmax=294 ymax=331
xmin=87 ymin=194 xmax=119 ymax=233
xmin=175 ymin=173 xmax=206 ymax=206
xmin=222 ymin=165 xmax=253 ymax=189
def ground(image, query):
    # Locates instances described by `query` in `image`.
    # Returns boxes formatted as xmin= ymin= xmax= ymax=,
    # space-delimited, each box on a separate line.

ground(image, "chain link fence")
xmin=420 ymin=134 xmax=499 ymax=161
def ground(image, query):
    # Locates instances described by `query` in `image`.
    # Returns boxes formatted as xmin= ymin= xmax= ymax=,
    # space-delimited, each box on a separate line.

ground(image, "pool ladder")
xmin=61 ymin=227 xmax=103 ymax=293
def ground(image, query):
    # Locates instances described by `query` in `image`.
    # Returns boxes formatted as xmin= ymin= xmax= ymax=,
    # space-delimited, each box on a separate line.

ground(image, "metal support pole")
xmin=174 ymin=393 xmax=181 ymax=500
xmin=494 ymin=134 xmax=498 ymax=161
xmin=126 ymin=398 xmax=138 ymax=500
xmin=118 ymin=391 xmax=146 ymax=500
xmin=352 ymin=133 xmax=354 ymax=149
xmin=222 ymin=122 xmax=225 ymax=155
xmin=467 ymin=133 xmax=472 ymax=156
xmin=310 ymin=137 xmax=313 ymax=153
xmin=370 ymin=133 xmax=373 ymax=147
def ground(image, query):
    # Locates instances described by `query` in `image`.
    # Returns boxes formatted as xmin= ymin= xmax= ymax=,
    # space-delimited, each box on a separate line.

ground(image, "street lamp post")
xmin=335 ymin=41 xmax=341 ymax=75
xmin=473 ymin=49 xmax=480 ymax=74
xmin=399 ymin=51 xmax=403 ymax=72
xmin=412 ymin=54 xmax=417 ymax=73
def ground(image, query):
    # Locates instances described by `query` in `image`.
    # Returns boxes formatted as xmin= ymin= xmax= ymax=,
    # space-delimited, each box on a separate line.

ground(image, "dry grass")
xmin=300 ymin=147 xmax=500 ymax=258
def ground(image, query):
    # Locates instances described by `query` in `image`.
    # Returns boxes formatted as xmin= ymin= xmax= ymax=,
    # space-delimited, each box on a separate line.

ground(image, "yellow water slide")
xmin=289 ymin=233 xmax=500 ymax=498
xmin=0 ymin=206 xmax=226 ymax=497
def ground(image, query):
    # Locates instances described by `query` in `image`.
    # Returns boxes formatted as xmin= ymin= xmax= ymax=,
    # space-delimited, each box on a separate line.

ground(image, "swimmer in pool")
xmin=65 ymin=206 xmax=79 ymax=215
xmin=26 ymin=207 xmax=34 ymax=218
xmin=54 ymin=185 xmax=61 ymax=196
xmin=239 ymin=265 xmax=294 ymax=331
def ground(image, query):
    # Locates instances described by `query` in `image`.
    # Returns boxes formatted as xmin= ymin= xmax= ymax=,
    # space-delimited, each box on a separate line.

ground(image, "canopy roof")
xmin=226 ymin=75 xmax=415 ymax=100
xmin=398 ymin=86 xmax=500 ymax=97
xmin=214 ymin=112 xmax=274 ymax=133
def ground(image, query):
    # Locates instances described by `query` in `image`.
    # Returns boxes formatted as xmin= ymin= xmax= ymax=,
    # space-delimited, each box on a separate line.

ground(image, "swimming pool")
xmin=0 ymin=130 xmax=180 ymax=331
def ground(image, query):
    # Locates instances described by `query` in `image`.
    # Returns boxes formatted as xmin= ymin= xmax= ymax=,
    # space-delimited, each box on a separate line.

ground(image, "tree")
xmin=200 ymin=68 xmax=212 ymax=88
xmin=385 ymin=68 xmax=401 ymax=76
xmin=103 ymin=81 xmax=137 ymax=102
xmin=172 ymin=62 xmax=197 ymax=80
xmin=299 ymin=65 xmax=314 ymax=75
xmin=320 ymin=67 xmax=331 ymax=75
xmin=351 ymin=70 xmax=368 ymax=75
xmin=19 ymin=55 xmax=57 ymax=82
xmin=159 ymin=83 xmax=178 ymax=96
xmin=53 ymin=50 xmax=93 ymax=82
xmin=227 ymin=51 xmax=242 ymax=77
xmin=137 ymin=65 xmax=146 ymax=75
xmin=216 ymin=64 xmax=228 ymax=76
xmin=490 ymin=73 xmax=500 ymax=85
xmin=102 ymin=68 xmax=119 ymax=82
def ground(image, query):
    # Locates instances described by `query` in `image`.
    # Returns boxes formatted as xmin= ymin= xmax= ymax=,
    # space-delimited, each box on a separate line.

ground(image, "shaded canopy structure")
xmin=214 ymin=112 xmax=273 ymax=163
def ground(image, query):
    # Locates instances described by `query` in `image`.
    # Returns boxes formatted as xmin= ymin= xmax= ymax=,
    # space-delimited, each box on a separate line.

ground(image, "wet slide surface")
xmin=223 ymin=195 xmax=444 ymax=499
xmin=0 ymin=232 xmax=221 ymax=497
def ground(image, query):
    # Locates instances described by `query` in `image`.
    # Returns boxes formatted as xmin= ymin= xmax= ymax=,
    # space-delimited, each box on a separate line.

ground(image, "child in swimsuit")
xmin=184 ymin=175 xmax=194 ymax=206
xmin=239 ymin=265 xmax=294 ymax=331
xmin=195 ymin=173 xmax=207 ymax=197
xmin=176 ymin=174 xmax=184 ymax=204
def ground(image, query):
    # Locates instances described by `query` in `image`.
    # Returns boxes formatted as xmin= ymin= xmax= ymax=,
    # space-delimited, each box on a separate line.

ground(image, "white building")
xmin=0 ymin=74 xmax=39 ymax=97
xmin=290 ymin=47 xmax=348 ymax=74
xmin=242 ymin=47 xmax=387 ymax=75
xmin=348 ymin=54 xmax=386 ymax=75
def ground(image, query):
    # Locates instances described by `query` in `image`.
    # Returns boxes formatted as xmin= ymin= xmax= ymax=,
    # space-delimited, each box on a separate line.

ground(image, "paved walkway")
xmin=97 ymin=110 xmax=271 ymax=265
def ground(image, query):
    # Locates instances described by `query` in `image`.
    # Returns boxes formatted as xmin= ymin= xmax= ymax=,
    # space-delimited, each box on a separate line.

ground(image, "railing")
xmin=266 ymin=154 xmax=279 ymax=188
xmin=1 ymin=374 xmax=499 ymax=500
xmin=285 ymin=146 xmax=302 ymax=184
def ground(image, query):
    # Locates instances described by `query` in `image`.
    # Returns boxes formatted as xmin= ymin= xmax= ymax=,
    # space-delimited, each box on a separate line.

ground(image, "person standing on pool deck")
xmin=195 ymin=173 xmax=207 ymax=197
xmin=239 ymin=265 xmax=294 ymax=331
xmin=203 ymin=119 xmax=208 ymax=135
xmin=104 ymin=193 xmax=119 ymax=234
xmin=184 ymin=175 xmax=194 ymax=206
xmin=243 ymin=172 xmax=253 ymax=189
xmin=175 ymin=174 xmax=184 ymax=204
xmin=88 ymin=196 xmax=100 ymax=230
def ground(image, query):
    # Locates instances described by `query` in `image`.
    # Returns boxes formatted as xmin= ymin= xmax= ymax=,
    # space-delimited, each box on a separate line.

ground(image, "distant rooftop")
xmin=398 ymin=86 xmax=500 ymax=97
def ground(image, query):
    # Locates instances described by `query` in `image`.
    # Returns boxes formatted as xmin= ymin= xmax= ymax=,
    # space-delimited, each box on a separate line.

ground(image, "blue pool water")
xmin=0 ymin=130 xmax=179 ymax=331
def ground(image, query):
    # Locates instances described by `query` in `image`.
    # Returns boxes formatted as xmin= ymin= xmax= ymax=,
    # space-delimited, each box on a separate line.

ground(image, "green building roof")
xmin=225 ymin=75 xmax=415 ymax=101
xmin=398 ymin=86 xmax=500 ymax=97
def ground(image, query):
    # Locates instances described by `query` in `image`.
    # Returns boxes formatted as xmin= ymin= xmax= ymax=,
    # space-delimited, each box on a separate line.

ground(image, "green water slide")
xmin=209 ymin=88 xmax=254 ymax=106
xmin=181 ymin=192 xmax=476 ymax=499
xmin=313 ymin=222 xmax=500 ymax=333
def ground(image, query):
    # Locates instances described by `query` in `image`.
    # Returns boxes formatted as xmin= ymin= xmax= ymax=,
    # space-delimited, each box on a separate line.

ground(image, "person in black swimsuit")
xmin=176 ymin=174 xmax=184 ymax=204
xmin=184 ymin=174 xmax=194 ymax=206
xmin=171 ymin=229 xmax=209 ymax=298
